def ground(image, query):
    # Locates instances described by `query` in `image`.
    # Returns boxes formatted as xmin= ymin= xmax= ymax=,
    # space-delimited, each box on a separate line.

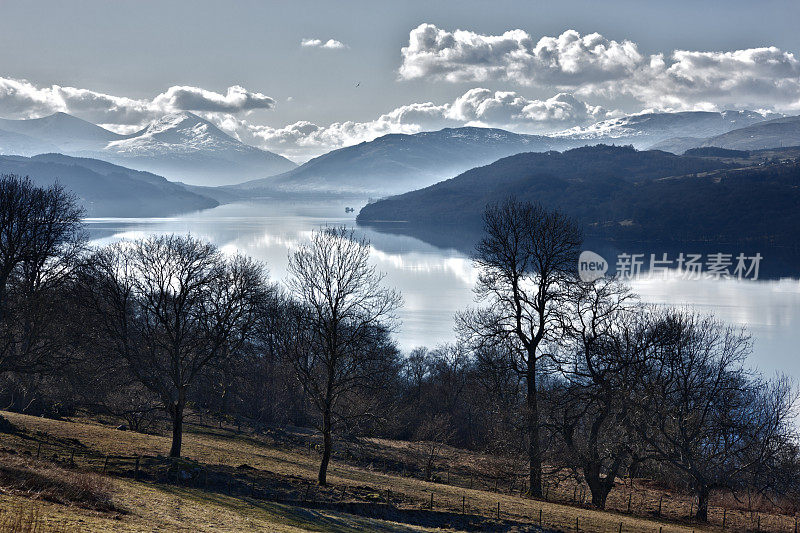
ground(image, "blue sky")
xmin=1 ymin=0 xmax=799 ymax=160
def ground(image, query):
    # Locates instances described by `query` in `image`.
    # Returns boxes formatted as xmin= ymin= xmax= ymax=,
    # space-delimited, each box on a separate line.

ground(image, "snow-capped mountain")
xmin=553 ymin=110 xmax=776 ymax=149
xmin=0 ymin=112 xmax=296 ymax=186
xmin=95 ymin=112 xmax=296 ymax=185
xmin=0 ymin=112 xmax=122 ymax=152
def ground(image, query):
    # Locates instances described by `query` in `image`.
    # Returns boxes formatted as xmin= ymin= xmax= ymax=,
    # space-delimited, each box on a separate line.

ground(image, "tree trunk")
xmin=527 ymin=354 xmax=542 ymax=497
xmin=169 ymin=393 xmax=185 ymax=458
xmin=696 ymin=486 xmax=711 ymax=522
xmin=586 ymin=469 xmax=614 ymax=509
xmin=318 ymin=407 xmax=332 ymax=486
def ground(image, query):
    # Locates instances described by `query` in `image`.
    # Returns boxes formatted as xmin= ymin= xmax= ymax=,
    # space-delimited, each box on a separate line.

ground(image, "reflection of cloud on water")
xmin=369 ymin=248 xmax=478 ymax=287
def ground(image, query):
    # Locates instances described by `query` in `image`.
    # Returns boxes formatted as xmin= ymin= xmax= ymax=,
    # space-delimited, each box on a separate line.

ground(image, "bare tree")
xmin=546 ymin=278 xmax=646 ymax=508
xmin=78 ymin=234 xmax=269 ymax=457
xmin=287 ymin=226 xmax=401 ymax=485
xmin=632 ymin=310 xmax=796 ymax=521
xmin=458 ymin=199 xmax=582 ymax=497
xmin=0 ymin=174 xmax=84 ymax=376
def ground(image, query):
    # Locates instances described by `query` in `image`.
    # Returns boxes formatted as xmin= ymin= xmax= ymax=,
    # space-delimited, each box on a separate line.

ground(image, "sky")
xmin=1 ymin=0 xmax=799 ymax=161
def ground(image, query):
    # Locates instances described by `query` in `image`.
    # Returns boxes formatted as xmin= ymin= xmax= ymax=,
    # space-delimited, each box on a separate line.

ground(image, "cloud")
xmin=151 ymin=85 xmax=275 ymax=113
xmin=399 ymin=24 xmax=800 ymax=111
xmin=400 ymin=24 xmax=643 ymax=86
xmin=606 ymin=47 xmax=800 ymax=111
xmin=0 ymin=77 xmax=275 ymax=124
xmin=301 ymin=38 xmax=348 ymax=49
xmin=446 ymin=88 xmax=612 ymax=129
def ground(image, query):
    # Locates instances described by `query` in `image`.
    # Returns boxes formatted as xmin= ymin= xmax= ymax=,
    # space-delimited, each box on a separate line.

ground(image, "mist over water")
xmin=85 ymin=199 xmax=800 ymax=378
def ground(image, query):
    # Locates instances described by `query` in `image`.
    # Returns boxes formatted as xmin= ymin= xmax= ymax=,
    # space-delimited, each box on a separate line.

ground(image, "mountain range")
xmin=0 ymin=112 xmax=295 ymax=185
xmin=652 ymin=115 xmax=800 ymax=154
xmin=228 ymin=110 xmax=778 ymax=195
xmin=229 ymin=127 xmax=577 ymax=196
xmin=556 ymin=110 xmax=774 ymax=148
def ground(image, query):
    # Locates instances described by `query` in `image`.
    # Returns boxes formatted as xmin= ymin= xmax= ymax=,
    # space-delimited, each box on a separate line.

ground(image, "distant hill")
xmin=651 ymin=115 xmax=800 ymax=154
xmin=228 ymin=127 xmax=578 ymax=196
xmin=0 ymin=112 xmax=122 ymax=152
xmin=695 ymin=115 xmax=800 ymax=151
xmin=0 ymin=112 xmax=296 ymax=186
xmin=357 ymin=145 xmax=800 ymax=245
xmin=0 ymin=153 xmax=218 ymax=217
xmin=555 ymin=110 xmax=772 ymax=148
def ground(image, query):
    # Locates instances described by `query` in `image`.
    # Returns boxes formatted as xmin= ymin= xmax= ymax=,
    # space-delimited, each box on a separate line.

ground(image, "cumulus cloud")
xmin=0 ymin=77 xmax=275 ymax=124
xmin=447 ymin=88 xmax=612 ymax=129
xmin=301 ymin=38 xmax=348 ymax=49
xmin=400 ymin=24 xmax=643 ymax=86
xmin=152 ymin=85 xmax=274 ymax=113
xmin=399 ymin=24 xmax=800 ymax=111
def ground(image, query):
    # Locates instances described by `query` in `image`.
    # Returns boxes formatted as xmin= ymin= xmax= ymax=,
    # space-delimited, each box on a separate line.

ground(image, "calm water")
xmin=85 ymin=199 xmax=800 ymax=378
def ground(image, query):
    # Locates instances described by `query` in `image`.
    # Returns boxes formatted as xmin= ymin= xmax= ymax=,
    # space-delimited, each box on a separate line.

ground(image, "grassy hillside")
xmin=0 ymin=411 xmax=795 ymax=532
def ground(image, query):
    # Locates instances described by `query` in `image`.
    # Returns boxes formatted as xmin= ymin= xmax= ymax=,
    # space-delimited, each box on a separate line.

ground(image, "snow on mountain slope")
xmin=0 ymin=112 xmax=123 ymax=152
xmin=0 ymin=112 xmax=296 ymax=186
xmin=553 ymin=110 xmax=775 ymax=148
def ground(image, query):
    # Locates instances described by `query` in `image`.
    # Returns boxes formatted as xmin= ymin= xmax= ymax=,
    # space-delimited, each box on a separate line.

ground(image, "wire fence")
xmin=11 ymin=435 xmax=800 ymax=533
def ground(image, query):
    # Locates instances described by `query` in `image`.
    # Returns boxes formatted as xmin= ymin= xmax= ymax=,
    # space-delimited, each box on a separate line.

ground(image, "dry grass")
xmin=1 ymin=410 xmax=797 ymax=532
xmin=0 ymin=504 xmax=71 ymax=532
xmin=0 ymin=452 xmax=118 ymax=512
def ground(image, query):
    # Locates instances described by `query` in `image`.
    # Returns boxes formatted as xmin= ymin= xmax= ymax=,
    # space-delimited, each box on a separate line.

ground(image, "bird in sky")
xmin=355 ymin=82 xmax=360 ymax=87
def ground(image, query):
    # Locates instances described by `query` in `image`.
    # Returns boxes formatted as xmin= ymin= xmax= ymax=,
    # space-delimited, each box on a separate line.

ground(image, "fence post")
xmin=386 ymin=488 xmax=391 ymax=505
xmin=496 ymin=501 xmax=500 ymax=519
xmin=462 ymin=495 xmax=465 ymax=514
xmin=575 ymin=516 xmax=579 ymax=532
xmin=618 ymin=522 xmax=622 ymax=533
xmin=757 ymin=514 xmax=761 ymax=531
xmin=430 ymin=491 xmax=434 ymax=509
xmin=69 ymin=449 xmax=75 ymax=467
xmin=658 ymin=495 xmax=663 ymax=516
xmin=690 ymin=498 xmax=694 ymax=517
xmin=539 ymin=509 xmax=542 ymax=525
xmin=103 ymin=455 xmax=108 ymax=474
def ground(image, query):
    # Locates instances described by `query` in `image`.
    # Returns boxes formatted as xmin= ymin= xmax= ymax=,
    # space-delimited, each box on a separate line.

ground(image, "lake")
xmin=85 ymin=198 xmax=800 ymax=379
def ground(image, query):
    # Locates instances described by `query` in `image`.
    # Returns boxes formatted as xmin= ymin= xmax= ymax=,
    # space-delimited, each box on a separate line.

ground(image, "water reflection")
xmin=85 ymin=199 xmax=800 ymax=378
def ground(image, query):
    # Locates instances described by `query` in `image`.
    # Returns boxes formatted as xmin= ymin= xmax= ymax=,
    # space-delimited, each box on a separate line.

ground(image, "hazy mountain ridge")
xmin=228 ymin=110 xmax=777 ymax=196
xmin=0 ymin=153 xmax=218 ymax=216
xmin=229 ymin=127 xmax=581 ymax=196
xmin=0 ymin=112 xmax=296 ymax=185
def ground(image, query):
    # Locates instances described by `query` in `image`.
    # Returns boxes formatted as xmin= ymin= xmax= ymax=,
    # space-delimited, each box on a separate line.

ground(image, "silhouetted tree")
xmin=547 ymin=279 xmax=646 ymax=508
xmin=78 ymin=235 xmax=269 ymax=457
xmin=287 ymin=226 xmax=401 ymax=485
xmin=0 ymin=174 xmax=84 ymax=377
xmin=632 ymin=311 xmax=796 ymax=521
xmin=458 ymin=199 xmax=582 ymax=497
